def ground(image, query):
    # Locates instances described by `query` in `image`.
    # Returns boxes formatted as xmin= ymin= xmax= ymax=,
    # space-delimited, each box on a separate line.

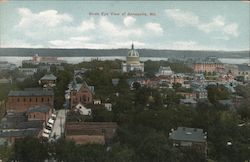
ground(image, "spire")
xmin=131 ymin=43 xmax=134 ymax=50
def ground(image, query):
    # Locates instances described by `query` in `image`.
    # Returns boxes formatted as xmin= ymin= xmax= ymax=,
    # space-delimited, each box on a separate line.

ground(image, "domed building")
xmin=122 ymin=44 xmax=144 ymax=73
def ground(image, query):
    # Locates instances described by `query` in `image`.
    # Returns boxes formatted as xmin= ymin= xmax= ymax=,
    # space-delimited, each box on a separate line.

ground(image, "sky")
xmin=0 ymin=1 xmax=249 ymax=51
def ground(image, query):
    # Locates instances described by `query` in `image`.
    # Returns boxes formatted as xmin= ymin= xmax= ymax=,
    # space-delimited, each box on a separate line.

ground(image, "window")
xmin=17 ymin=98 xmax=19 ymax=102
xmin=83 ymin=95 xmax=86 ymax=102
xmin=102 ymin=129 xmax=106 ymax=133
xmin=30 ymin=98 xmax=32 ymax=102
xmin=42 ymin=98 xmax=44 ymax=102
xmin=36 ymin=98 xmax=38 ymax=102
xmin=47 ymin=98 xmax=50 ymax=102
xmin=23 ymin=98 xmax=26 ymax=102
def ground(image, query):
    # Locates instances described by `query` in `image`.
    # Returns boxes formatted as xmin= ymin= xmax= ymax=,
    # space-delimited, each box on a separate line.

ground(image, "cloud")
xmin=198 ymin=15 xmax=225 ymax=33
xmin=223 ymin=23 xmax=238 ymax=37
xmin=1 ymin=39 xmax=43 ymax=48
xmin=123 ymin=16 xmax=136 ymax=27
xmin=48 ymin=36 xmax=145 ymax=49
xmin=48 ymin=36 xmax=91 ymax=48
xmin=145 ymin=23 xmax=163 ymax=34
xmin=99 ymin=17 xmax=142 ymax=37
xmin=165 ymin=9 xmax=199 ymax=26
xmin=17 ymin=8 xmax=73 ymax=28
xmin=77 ymin=18 xmax=96 ymax=32
xmin=165 ymin=9 xmax=239 ymax=37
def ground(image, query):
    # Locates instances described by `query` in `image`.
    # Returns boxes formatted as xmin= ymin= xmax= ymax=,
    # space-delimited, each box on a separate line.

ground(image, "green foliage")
xmin=1 ymin=60 xmax=250 ymax=161
xmin=92 ymin=107 xmax=114 ymax=122
xmin=0 ymin=144 xmax=14 ymax=162
xmin=54 ymin=139 xmax=83 ymax=162
xmin=136 ymin=131 xmax=172 ymax=162
xmin=53 ymin=65 xmax=73 ymax=109
xmin=206 ymin=84 xmax=230 ymax=104
xmin=107 ymin=144 xmax=136 ymax=162
xmin=12 ymin=137 xmax=48 ymax=162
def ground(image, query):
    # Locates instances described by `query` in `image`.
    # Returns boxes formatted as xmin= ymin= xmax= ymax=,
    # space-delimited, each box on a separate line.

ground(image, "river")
xmin=0 ymin=56 xmax=249 ymax=67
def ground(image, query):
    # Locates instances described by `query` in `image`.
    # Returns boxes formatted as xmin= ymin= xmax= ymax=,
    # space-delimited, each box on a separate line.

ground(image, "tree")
xmin=206 ymin=84 xmax=230 ymax=104
xmin=107 ymin=143 xmax=135 ymax=162
xmin=54 ymin=139 xmax=82 ymax=162
xmin=12 ymin=137 xmax=48 ymax=162
xmin=136 ymin=131 xmax=174 ymax=162
xmin=92 ymin=107 xmax=114 ymax=122
xmin=0 ymin=144 xmax=14 ymax=162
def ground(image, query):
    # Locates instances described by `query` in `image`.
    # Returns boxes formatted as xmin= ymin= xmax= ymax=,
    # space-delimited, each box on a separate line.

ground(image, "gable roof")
xmin=169 ymin=127 xmax=206 ymax=143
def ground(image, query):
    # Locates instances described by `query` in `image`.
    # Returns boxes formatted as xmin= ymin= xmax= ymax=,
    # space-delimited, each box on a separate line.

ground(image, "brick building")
xmin=6 ymin=89 xmax=54 ymax=112
xmin=65 ymin=122 xmax=118 ymax=145
xmin=69 ymin=79 xmax=94 ymax=109
xmin=193 ymin=57 xmax=223 ymax=73
xmin=26 ymin=105 xmax=51 ymax=122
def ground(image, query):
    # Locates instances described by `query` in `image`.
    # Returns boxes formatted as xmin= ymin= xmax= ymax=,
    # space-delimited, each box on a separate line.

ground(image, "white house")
xmin=75 ymin=103 xmax=91 ymax=115
xmin=93 ymin=99 xmax=101 ymax=105
xmin=156 ymin=66 xmax=173 ymax=76
xmin=104 ymin=103 xmax=112 ymax=111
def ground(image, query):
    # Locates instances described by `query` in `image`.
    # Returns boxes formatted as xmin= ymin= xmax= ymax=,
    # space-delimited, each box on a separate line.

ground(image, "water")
xmin=0 ymin=56 xmax=249 ymax=67
xmin=218 ymin=58 xmax=250 ymax=65
xmin=0 ymin=56 xmax=168 ymax=66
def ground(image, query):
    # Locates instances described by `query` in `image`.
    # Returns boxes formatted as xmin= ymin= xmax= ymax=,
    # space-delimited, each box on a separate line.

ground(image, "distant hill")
xmin=0 ymin=48 xmax=249 ymax=58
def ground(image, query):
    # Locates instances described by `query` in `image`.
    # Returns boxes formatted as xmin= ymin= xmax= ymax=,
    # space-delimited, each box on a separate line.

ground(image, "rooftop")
xmin=27 ymin=105 xmax=50 ymax=113
xmin=8 ymin=90 xmax=54 ymax=97
xmin=0 ymin=128 xmax=40 ymax=138
xmin=40 ymin=74 xmax=57 ymax=81
xmin=159 ymin=66 xmax=172 ymax=71
xmin=238 ymin=64 xmax=250 ymax=71
xmin=169 ymin=127 xmax=206 ymax=143
xmin=66 ymin=122 xmax=118 ymax=139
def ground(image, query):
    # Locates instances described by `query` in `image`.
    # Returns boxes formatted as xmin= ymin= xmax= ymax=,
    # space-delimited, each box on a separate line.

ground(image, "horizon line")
xmin=0 ymin=47 xmax=249 ymax=52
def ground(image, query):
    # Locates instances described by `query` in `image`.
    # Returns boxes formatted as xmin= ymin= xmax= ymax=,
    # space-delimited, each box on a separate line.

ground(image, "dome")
xmin=127 ymin=44 xmax=139 ymax=57
xmin=126 ymin=44 xmax=140 ymax=64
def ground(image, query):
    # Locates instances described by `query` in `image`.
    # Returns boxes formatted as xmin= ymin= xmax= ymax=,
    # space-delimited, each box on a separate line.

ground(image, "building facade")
xmin=122 ymin=44 xmax=144 ymax=73
xmin=69 ymin=79 xmax=93 ymax=109
xmin=39 ymin=73 xmax=57 ymax=88
xmin=193 ymin=57 xmax=223 ymax=73
xmin=169 ymin=127 xmax=207 ymax=157
xmin=65 ymin=122 xmax=118 ymax=145
xmin=22 ymin=54 xmax=66 ymax=65
xmin=6 ymin=89 xmax=54 ymax=112
xmin=19 ymin=68 xmax=38 ymax=76
xmin=156 ymin=66 xmax=173 ymax=76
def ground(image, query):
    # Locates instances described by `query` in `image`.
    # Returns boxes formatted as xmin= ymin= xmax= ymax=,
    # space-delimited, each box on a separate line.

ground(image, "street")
xmin=49 ymin=109 xmax=67 ymax=142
